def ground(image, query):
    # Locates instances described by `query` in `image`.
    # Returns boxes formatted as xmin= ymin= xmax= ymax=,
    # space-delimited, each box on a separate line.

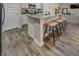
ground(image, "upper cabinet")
xmin=20 ymin=3 xmax=42 ymax=9
xmin=35 ymin=3 xmax=42 ymax=9
xmin=28 ymin=3 xmax=42 ymax=9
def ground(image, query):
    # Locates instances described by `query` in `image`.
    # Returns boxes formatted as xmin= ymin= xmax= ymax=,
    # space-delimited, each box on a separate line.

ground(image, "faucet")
xmin=44 ymin=11 xmax=50 ymax=15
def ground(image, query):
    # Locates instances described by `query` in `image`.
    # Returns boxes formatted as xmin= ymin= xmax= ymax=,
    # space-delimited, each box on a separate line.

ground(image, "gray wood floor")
xmin=2 ymin=24 xmax=79 ymax=56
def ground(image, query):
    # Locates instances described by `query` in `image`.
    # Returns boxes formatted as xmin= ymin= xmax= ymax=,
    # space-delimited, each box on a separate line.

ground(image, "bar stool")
xmin=56 ymin=19 xmax=64 ymax=35
xmin=44 ymin=21 xmax=59 ymax=46
xmin=61 ymin=18 xmax=67 ymax=32
xmin=54 ymin=18 xmax=67 ymax=36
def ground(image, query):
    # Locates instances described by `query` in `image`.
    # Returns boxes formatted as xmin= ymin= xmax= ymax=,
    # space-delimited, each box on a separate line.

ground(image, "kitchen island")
xmin=27 ymin=14 xmax=59 ymax=47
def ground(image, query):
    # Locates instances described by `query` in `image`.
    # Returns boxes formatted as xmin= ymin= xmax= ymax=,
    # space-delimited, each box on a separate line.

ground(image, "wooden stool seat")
xmin=55 ymin=18 xmax=66 ymax=23
xmin=47 ymin=22 xmax=58 ymax=26
xmin=56 ymin=19 xmax=64 ymax=23
xmin=56 ymin=19 xmax=65 ymax=22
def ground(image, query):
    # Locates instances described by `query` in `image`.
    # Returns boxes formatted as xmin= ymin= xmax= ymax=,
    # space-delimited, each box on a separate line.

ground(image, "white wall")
xmin=50 ymin=3 xmax=59 ymax=14
xmin=43 ymin=3 xmax=51 ymax=13
xmin=43 ymin=3 xmax=59 ymax=15
xmin=2 ymin=3 xmax=22 ymax=32
xmin=59 ymin=3 xmax=79 ymax=15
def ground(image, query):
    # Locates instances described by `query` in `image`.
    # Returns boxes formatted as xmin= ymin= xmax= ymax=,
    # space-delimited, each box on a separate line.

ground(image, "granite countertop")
xmin=27 ymin=13 xmax=61 ymax=19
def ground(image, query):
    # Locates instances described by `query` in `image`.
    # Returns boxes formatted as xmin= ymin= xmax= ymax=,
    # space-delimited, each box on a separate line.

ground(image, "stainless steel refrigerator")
xmin=0 ymin=3 xmax=5 ymax=56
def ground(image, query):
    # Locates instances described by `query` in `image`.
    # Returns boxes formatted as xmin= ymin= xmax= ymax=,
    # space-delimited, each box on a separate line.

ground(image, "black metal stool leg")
xmin=65 ymin=20 xmax=68 ymax=28
xmin=57 ymin=24 xmax=61 ymax=37
xmin=61 ymin=22 xmax=65 ymax=32
xmin=52 ymin=27 xmax=55 ymax=46
xmin=59 ymin=23 xmax=62 ymax=36
xmin=55 ymin=25 xmax=60 ymax=37
xmin=64 ymin=20 xmax=67 ymax=31
xmin=44 ymin=25 xmax=48 ymax=37
xmin=49 ymin=26 xmax=51 ymax=36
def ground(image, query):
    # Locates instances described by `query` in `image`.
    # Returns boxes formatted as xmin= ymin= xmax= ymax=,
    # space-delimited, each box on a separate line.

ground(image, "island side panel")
xmin=28 ymin=17 xmax=44 ymax=47
xmin=40 ymin=19 xmax=44 ymax=46
xmin=33 ymin=19 xmax=44 ymax=47
xmin=28 ymin=17 xmax=35 ymax=39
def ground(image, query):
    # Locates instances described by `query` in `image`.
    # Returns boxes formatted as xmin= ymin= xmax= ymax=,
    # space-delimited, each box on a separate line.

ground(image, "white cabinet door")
xmin=43 ymin=3 xmax=51 ymax=13
xmin=2 ymin=3 xmax=21 ymax=31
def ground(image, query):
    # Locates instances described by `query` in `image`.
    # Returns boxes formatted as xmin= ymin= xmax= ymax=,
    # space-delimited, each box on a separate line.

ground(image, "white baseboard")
xmin=2 ymin=25 xmax=22 ymax=32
